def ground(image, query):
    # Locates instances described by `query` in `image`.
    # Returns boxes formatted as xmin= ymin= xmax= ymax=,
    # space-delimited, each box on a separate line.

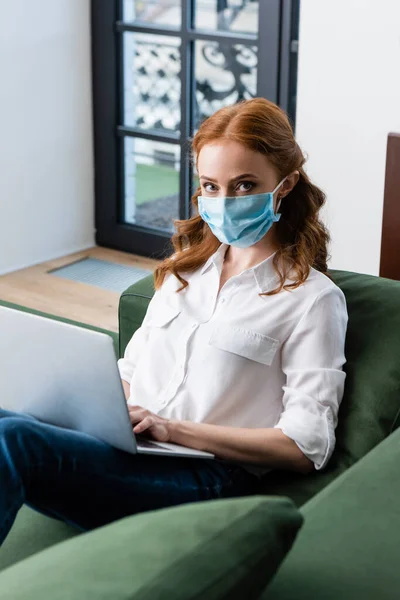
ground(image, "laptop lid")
xmin=0 ymin=306 xmax=136 ymax=454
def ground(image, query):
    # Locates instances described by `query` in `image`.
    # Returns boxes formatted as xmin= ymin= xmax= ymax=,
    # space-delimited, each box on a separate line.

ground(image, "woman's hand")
xmin=127 ymin=405 xmax=172 ymax=443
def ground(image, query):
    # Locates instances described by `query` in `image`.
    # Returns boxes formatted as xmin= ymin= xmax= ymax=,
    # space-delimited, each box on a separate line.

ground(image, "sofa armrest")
xmin=262 ymin=427 xmax=400 ymax=599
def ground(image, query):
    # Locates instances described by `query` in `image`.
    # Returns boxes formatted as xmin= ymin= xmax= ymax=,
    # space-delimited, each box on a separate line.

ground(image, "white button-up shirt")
xmin=118 ymin=244 xmax=348 ymax=474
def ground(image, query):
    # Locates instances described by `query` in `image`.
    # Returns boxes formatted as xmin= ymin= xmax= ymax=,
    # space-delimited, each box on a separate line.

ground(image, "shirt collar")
xmin=200 ymin=243 xmax=229 ymax=275
xmin=252 ymin=252 xmax=280 ymax=293
xmin=200 ymin=244 xmax=280 ymax=293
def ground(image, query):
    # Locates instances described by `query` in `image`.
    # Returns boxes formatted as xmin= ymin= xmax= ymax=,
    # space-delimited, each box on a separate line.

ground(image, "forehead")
xmin=197 ymin=140 xmax=275 ymax=179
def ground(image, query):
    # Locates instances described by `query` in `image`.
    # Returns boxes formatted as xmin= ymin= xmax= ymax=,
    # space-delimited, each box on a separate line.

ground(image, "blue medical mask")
xmin=198 ymin=177 xmax=287 ymax=248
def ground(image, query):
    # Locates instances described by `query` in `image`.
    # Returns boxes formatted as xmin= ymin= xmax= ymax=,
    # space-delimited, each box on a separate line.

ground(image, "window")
xmin=92 ymin=0 xmax=300 ymax=257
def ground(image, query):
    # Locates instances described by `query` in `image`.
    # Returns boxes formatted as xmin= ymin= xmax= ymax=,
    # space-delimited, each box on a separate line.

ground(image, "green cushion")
xmin=0 ymin=299 xmax=119 ymax=357
xmin=0 ymin=506 xmax=79 ymax=572
xmin=119 ymin=271 xmax=400 ymax=506
xmin=0 ymin=496 xmax=303 ymax=600
xmin=263 ymin=427 xmax=400 ymax=599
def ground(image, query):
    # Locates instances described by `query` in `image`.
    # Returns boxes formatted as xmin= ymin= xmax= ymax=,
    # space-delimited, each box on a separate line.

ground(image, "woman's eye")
xmin=237 ymin=181 xmax=254 ymax=192
xmin=203 ymin=183 xmax=217 ymax=193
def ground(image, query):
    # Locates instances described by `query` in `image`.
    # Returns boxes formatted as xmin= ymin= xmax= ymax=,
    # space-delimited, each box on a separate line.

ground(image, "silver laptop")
xmin=0 ymin=306 xmax=214 ymax=459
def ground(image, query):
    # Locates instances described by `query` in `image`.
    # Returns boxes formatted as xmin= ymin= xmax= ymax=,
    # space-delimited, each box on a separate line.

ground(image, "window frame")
xmin=91 ymin=0 xmax=300 ymax=258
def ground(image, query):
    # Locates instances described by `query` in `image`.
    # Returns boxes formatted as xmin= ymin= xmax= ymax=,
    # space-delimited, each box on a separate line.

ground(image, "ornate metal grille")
xmin=128 ymin=39 xmax=257 ymax=132
xmin=195 ymin=41 xmax=257 ymax=127
xmin=131 ymin=40 xmax=181 ymax=132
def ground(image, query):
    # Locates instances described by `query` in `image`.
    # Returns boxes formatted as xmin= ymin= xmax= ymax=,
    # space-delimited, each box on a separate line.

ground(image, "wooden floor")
xmin=0 ymin=247 xmax=159 ymax=333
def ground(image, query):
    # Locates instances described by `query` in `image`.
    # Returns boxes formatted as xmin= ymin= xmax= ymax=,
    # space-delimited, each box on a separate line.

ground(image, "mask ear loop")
xmin=273 ymin=177 xmax=287 ymax=215
xmin=275 ymin=195 xmax=283 ymax=214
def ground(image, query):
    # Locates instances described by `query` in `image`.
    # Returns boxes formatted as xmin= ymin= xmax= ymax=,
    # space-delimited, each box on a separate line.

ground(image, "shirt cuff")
xmin=274 ymin=405 xmax=336 ymax=470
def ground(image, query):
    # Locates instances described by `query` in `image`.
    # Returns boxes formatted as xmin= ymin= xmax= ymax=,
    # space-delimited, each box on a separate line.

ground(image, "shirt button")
xmin=191 ymin=324 xmax=197 ymax=331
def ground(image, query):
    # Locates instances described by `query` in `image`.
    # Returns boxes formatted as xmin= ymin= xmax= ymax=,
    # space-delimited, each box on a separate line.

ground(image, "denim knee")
xmin=0 ymin=408 xmax=36 ymax=421
xmin=0 ymin=417 xmax=39 ymax=453
xmin=0 ymin=408 xmax=17 ymax=420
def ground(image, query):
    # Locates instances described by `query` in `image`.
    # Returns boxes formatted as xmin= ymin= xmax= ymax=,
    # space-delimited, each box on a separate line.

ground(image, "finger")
xmin=133 ymin=415 xmax=154 ymax=434
xmin=128 ymin=405 xmax=149 ymax=415
xmin=128 ymin=407 xmax=148 ymax=421
xmin=133 ymin=415 xmax=155 ymax=434
xmin=128 ymin=412 xmax=150 ymax=427
xmin=128 ymin=412 xmax=141 ymax=425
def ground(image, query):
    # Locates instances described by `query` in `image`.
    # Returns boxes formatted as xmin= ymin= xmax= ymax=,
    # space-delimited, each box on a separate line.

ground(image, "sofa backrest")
xmin=261 ymin=269 xmax=400 ymax=504
xmin=119 ymin=270 xmax=400 ymax=505
xmin=119 ymin=275 xmax=155 ymax=359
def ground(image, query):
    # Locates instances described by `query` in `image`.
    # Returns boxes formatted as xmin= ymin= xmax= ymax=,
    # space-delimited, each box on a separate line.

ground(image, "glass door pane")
xmin=194 ymin=40 xmax=257 ymax=130
xmin=123 ymin=0 xmax=182 ymax=27
xmin=123 ymin=33 xmax=181 ymax=132
xmin=195 ymin=0 xmax=259 ymax=33
xmin=124 ymin=138 xmax=180 ymax=233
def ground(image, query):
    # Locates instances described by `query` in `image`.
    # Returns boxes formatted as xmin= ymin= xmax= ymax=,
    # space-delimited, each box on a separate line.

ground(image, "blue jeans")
xmin=0 ymin=408 xmax=259 ymax=546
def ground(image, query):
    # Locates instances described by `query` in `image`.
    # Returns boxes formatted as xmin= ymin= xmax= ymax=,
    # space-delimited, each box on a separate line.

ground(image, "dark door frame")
xmin=91 ymin=0 xmax=300 ymax=259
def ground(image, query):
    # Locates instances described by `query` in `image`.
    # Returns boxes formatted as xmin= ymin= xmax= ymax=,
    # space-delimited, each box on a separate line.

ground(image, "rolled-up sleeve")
xmin=274 ymin=285 xmax=348 ymax=470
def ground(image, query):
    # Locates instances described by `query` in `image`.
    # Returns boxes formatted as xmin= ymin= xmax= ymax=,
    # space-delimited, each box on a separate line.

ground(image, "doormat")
xmin=49 ymin=258 xmax=152 ymax=293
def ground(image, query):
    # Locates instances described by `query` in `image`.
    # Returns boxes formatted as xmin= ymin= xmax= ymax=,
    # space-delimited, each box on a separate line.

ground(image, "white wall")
xmin=296 ymin=0 xmax=400 ymax=275
xmin=0 ymin=0 xmax=94 ymax=276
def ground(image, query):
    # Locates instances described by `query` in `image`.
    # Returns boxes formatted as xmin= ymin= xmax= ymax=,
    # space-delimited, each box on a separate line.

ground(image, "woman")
xmin=0 ymin=98 xmax=347 ymax=545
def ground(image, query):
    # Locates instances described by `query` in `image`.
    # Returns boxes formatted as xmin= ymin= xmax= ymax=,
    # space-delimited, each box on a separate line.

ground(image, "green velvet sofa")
xmin=1 ymin=269 xmax=400 ymax=599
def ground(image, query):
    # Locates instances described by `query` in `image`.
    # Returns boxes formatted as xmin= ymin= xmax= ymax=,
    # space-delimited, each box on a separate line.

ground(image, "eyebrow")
xmin=199 ymin=173 xmax=259 ymax=183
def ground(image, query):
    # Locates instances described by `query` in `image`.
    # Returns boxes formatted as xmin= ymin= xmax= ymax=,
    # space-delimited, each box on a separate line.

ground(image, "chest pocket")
xmin=209 ymin=324 xmax=279 ymax=366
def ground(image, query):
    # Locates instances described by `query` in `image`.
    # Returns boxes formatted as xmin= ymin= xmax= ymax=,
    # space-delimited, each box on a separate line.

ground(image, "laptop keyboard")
xmin=136 ymin=438 xmax=164 ymax=450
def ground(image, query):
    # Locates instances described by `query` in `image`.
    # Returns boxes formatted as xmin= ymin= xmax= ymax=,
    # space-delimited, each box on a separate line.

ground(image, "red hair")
xmin=154 ymin=97 xmax=330 ymax=296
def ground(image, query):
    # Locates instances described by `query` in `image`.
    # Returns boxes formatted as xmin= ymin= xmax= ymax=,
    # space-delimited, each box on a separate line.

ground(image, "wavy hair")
xmin=154 ymin=97 xmax=330 ymax=296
